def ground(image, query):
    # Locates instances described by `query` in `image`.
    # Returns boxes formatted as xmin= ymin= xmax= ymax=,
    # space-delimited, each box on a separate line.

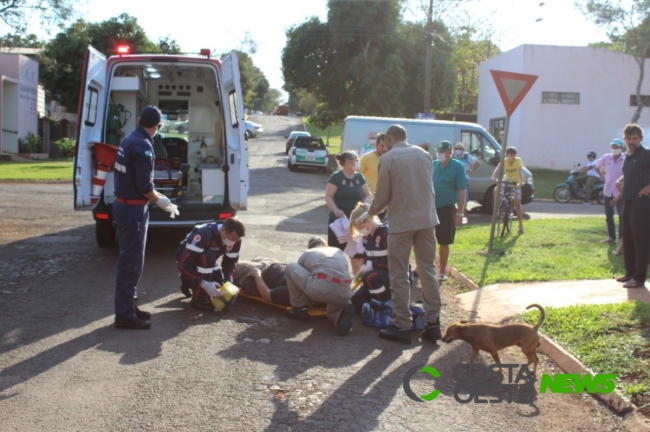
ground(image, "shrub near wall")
xmin=18 ymin=132 xmax=48 ymax=160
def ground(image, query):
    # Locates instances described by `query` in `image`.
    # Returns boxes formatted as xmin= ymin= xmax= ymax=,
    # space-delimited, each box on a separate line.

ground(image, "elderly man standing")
xmin=615 ymin=124 xmax=650 ymax=289
xmin=285 ymin=237 xmax=355 ymax=336
xmin=368 ymin=124 xmax=442 ymax=344
xmin=433 ymin=141 xmax=467 ymax=282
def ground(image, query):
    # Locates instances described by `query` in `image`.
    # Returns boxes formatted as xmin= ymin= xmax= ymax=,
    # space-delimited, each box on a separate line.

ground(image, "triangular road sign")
xmin=490 ymin=70 xmax=538 ymax=117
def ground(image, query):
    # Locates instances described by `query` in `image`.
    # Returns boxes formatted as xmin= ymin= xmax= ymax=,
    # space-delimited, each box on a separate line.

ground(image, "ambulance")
xmin=73 ymin=44 xmax=249 ymax=246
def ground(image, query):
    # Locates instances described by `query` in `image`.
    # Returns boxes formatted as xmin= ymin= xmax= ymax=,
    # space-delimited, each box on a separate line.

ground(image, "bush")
xmin=54 ymin=138 xmax=75 ymax=157
xmin=18 ymin=132 xmax=44 ymax=153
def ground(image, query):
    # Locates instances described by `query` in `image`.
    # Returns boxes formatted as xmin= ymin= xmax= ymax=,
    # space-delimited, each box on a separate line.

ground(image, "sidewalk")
xmin=455 ymin=278 xmax=650 ymax=323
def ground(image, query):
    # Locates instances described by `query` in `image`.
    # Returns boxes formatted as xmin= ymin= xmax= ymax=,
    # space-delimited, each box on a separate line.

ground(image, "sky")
xmin=19 ymin=0 xmax=610 ymax=101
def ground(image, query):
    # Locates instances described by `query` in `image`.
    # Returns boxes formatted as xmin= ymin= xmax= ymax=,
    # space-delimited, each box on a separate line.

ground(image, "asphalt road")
xmin=0 ymin=115 xmax=623 ymax=431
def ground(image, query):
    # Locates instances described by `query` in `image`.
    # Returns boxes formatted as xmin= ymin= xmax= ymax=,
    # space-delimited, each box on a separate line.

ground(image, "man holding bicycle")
xmin=492 ymin=146 xmax=526 ymax=235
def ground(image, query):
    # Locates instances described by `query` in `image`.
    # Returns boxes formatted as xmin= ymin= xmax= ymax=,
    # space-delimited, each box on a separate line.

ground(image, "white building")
xmin=0 ymin=53 xmax=42 ymax=156
xmin=478 ymin=45 xmax=650 ymax=170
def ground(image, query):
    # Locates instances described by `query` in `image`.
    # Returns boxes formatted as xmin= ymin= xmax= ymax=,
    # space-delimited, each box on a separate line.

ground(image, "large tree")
xmin=38 ymin=14 xmax=163 ymax=112
xmin=0 ymin=32 xmax=44 ymax=48
xmin=581 ymin=0 xmax=650 ymax=122
xmin=0 ymin=0 xmax=74 ymax=33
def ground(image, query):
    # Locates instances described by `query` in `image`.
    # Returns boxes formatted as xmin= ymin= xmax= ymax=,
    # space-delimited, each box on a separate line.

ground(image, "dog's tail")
xmin=526 ymin=304 xmax=546 ymax=330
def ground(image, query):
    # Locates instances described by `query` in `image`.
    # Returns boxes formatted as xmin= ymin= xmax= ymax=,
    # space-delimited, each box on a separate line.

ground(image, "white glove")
xmin=155 ymin=195 xmax=180 ymax=219
xmin=363 ymin=261 xmax=373 ymax=272
xmin=200 ymin=280 xmax=223 ymax=298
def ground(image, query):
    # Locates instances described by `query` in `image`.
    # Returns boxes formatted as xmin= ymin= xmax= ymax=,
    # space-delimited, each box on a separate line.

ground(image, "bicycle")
xmin=495 ymin=182 xmax=517 ymax=237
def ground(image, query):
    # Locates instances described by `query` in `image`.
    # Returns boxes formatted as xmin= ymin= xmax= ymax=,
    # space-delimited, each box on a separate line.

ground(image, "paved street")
xmin=0 ymin=115 xmax=625 ymax=431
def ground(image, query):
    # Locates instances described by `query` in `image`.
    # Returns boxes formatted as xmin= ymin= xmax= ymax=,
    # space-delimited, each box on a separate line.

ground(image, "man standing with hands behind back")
xmin=368 ymin=124 xmax=442 ymax=345
xmin=112 ymin=106 xmax=179 ymax=330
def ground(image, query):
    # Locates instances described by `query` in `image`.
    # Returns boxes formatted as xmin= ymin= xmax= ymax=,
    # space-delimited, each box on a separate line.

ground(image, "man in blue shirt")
xmin=113 ymin=106 xmax=179 ymax=330
xmin=433 ymin=140 xmax=467 ymax=281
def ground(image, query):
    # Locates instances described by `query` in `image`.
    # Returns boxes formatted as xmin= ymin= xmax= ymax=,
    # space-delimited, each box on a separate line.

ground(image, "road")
xmin=0 ymin=115 xmax=623 ymax=431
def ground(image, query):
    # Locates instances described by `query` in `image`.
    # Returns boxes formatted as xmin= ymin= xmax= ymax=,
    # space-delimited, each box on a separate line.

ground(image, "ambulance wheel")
xmin=96 ymin=221 xmax=117 ymax=246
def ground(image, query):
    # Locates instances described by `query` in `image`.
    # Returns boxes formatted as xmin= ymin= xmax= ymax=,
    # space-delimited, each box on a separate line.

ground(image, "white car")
xmin=288 ymin=136 xmax=328 ymax=173
xmin=245 ymin=120 xmax=263 ymax=139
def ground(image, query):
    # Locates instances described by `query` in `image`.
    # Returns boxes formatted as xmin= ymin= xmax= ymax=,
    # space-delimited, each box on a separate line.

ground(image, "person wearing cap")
xmin=359 ymin=132 xmax=378 ymax=156
xmin=433 ymin=140 xmax=467 ymax=281
xmin=491 ymin=146 xmax=526 ymax=234
xmin=285 ymin=237 xmax=356 ymax=336
xmin=453 ymin=142 xmax=481 ymax=204
xmin=368 ymin=124 xmax=442 ymax=345
xmin=577 ymin=151 xmax=601 ymax=204
xmin=176 ymin=217 xmax=246 ymax=311
xmin=594 ymin=139 xmax=626 ymax=247
xmin=112 ymin=105 xmax=179 ymax=330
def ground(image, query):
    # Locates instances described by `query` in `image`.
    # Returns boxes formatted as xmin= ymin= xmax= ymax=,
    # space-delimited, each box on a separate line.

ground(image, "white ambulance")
xmin=73 ymin=44 xmax=249 ymax=246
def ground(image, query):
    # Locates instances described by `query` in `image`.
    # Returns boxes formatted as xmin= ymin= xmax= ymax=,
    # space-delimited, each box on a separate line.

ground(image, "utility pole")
xmin=423 ymin=0 xmax=433 ymax=113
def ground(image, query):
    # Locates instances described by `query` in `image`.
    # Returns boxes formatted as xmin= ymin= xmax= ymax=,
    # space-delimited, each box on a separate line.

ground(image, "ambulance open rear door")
xmin=220 ymin=51 xmax=248 ymax=211
xmin=73 ymin=46 xmax=107 ymax=210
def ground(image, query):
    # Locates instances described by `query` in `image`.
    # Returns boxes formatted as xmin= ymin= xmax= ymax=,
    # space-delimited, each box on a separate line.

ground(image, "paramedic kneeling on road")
xmin=285 ymin=237 xmax=356 ymax=336
xmin=176 ymin=217 xmax=246 ymax=311
xmin=113 ymin=106 xmax=179 ymax=330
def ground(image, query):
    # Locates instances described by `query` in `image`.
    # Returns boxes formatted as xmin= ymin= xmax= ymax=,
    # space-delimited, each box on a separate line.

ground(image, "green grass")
xmin=304 ymin=120 xmax=343 ymax=154
xmin=522 ymin=302 xmax=650 ymax=400
xmin=529 ymin=168 xmax=570 ymax=200
xmin=0 ymin=161 xmax=73 ymax=181
xmin=452 ymin=217 xmax=624 ymax=287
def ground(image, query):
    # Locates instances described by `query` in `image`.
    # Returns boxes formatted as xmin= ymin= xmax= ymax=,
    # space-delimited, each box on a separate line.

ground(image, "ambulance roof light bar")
xmin=116 ymin=45 xmax=130 ymax=56
xmin=200 ymin=48 xmax=210 ymax=58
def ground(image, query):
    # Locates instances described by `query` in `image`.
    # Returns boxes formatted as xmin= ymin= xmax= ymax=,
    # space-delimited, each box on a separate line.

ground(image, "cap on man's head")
xmin=437 ymin=140 xmax=452 ymax=152
xmin=610 ymin=138 xmax=624 ymax=148
xmin=308 ymin=236 xmax=326 ymax=249
xmin=139 ymin=106 xmax=162 ymax=127
xmin=454 ymin=142 xmax=465 ymax=149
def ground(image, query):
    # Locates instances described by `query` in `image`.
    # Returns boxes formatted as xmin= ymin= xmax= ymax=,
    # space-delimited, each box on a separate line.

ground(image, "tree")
xmin=0 ymin=0 xmax=74 ymax=34
xmin=581 ymin=0 xmax=650 ymax=122
xmin=0 ymin=32 xmax=44 ymax=48
xmin=310 ymin=103 xmax=339 ymax=145
xmin=39 ymin=14 xmax=163 ymax=112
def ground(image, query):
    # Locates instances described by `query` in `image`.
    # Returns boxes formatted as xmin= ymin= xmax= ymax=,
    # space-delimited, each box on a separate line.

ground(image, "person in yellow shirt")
xmin=491 ymin=146 xmax=526 ymax=234
xmin=358 ymin=133 xmax=387 ymax=195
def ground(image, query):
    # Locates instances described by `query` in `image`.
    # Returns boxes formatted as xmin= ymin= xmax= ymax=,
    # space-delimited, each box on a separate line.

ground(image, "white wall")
xmin=18 ymin=55 xmax=39 ymax=141
xmin=478 ymin=45 xmax=650 ymax=170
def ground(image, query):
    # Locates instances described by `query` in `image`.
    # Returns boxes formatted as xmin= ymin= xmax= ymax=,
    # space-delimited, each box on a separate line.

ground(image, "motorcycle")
xmin=553 ymin=163 xmax=604 ymax=204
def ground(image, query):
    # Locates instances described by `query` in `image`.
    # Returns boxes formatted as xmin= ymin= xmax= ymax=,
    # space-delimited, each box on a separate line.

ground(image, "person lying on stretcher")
xmin=233 ymin=258 xmax=291 ymax=306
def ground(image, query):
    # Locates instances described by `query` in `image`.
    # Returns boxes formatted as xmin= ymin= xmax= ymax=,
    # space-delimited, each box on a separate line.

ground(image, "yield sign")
xmin=490 ymin=70 xmax=538 ymax=117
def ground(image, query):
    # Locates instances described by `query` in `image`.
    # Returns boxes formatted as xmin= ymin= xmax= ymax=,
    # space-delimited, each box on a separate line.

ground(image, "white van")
xmin=340 ymin=116 xmax=534 ymax=212
xmin=74 ymin=45 xmax=249 ymax=246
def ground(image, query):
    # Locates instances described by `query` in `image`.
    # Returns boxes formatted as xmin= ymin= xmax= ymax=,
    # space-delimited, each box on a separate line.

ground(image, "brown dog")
xmin=441 ymin=304 xmax=546 ymax=375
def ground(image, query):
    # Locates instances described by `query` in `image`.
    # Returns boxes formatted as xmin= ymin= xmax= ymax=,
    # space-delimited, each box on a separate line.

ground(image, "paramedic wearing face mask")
xmin=594 ymin=138 xmax=626 ymax=246
xmin=453 ymin=142 xmax=481 ymax=204
xmin=433 ymin=141 xmax=467 ymax=282
xmin=359 ymin=132 xmax=378 ymax=156
xmin=176 ymin=217 xmax=246 ymax=311
xmin=112 ymin=105 xmax=179 ymax=330
xmin=325 ymin=151 xmax=372 ymax=276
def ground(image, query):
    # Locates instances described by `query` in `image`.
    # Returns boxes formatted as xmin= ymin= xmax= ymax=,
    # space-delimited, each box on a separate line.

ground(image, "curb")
xmin=448 ymin=265 xmax=649 ymax=428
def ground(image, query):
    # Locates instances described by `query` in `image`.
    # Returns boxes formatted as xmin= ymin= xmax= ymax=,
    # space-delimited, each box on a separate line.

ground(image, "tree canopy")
xmin=0 ymin=0 xmax=74 ymax=33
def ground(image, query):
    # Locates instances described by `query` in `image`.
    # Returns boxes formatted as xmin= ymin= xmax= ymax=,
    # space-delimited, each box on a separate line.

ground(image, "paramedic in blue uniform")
xmin=113 ymin=105 xmax=179 ymax=330
xmin=176 ymin=217 xmax=246 ymax=310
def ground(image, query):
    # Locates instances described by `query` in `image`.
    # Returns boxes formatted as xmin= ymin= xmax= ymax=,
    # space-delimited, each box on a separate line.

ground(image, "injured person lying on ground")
xmin=233 ymin=258 xmax=290 ymax=306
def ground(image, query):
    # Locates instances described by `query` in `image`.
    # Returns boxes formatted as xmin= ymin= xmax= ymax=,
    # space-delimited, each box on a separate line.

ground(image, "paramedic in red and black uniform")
xmin=349 ymin=206 xmax=391 ymax=313
xmin=113 ymin=106 xmax=179 ymax=330
xmin=176 ymin=217 xmax=246 ymax=310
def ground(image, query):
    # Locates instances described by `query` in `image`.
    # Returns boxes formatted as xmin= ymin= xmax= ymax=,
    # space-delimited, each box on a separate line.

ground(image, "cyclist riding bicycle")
xmin=491 ymin=146 xmax=526 ymax=235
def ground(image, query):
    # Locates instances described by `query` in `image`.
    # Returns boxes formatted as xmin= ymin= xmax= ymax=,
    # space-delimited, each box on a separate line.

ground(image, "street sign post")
xmin=488 ymin=70 xmax=538 ymax=253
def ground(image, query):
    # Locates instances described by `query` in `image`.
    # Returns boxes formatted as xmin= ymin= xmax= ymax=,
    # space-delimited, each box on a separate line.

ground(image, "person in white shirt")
xmin=578 ymin=151 xmax=601 ymax=204
xmin=359 ymin=132 xmax=378 ymax=156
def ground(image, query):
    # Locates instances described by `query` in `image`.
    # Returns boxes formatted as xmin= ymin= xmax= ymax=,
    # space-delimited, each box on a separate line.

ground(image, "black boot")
xmin=421 ymin=318 xmax=442 ymax=343
xmin=135 ymin=306 xmax=151 ymax=320
xmin=379 ymin=325 xmax=411 ymax=344
xmin=286 ymin=307 xmax=310 ymax=321
xmin=336 ymin=304 xmax=355 ymax=336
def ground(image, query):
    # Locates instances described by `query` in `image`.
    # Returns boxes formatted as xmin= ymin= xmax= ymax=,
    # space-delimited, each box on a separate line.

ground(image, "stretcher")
xmin=153 ymin=165 xmax=183 ymax=198
xmin=237 ymin=271 xmax=364 ymax=318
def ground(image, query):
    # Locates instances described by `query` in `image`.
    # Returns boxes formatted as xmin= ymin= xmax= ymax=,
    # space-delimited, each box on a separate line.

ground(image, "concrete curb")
xmin=448 ymin=265 xmax=649 ymax=429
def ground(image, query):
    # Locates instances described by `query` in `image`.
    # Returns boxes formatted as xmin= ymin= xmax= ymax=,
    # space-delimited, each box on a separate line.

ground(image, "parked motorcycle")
xmin=553 ymin=163 xmax=604 ymax=204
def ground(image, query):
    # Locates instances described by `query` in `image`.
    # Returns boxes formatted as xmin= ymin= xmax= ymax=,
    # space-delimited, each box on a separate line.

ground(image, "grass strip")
xmin=452 ymin=217 xmax=624 ymax=286
xmin=0 ymin=161 xmax=73 ymax=181
xmin=522 ymin=302 xmax=650 ymax=402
